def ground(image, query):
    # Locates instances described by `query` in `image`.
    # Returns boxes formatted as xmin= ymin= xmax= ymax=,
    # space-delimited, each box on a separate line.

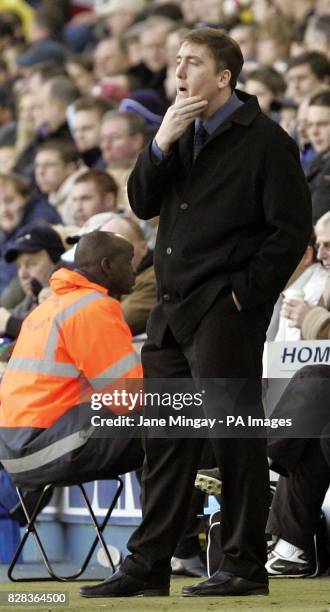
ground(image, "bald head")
xmin=75 ymin=230 xmax=125 ymax=267
xmin=75 ymin=230 xmax=135 ymax=295
xmin=101 ymin=216 xmax=147 ymax=271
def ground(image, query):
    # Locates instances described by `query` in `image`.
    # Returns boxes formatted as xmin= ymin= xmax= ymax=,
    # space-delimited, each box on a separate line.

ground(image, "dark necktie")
xmin=193 ymin=122 xmax=208 ymax=161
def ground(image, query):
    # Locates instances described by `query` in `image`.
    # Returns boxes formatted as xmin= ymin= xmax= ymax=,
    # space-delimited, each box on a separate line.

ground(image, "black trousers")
xmin=12 ymin=420 xmax=209 ymax=558
xmin=267 ymin=365 xmax=330 ymax=559
xmin=267 ymin=438 xmax=330 ymax=558
xmin=122 ymin=291 xmax=269 ymax=584
xmin=13 ymin=434 xmax=145 ymax=490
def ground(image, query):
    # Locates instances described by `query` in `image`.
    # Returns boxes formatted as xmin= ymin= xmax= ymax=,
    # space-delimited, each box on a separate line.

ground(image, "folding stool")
xmin=8 ymin=477 xmax=123 ymax=582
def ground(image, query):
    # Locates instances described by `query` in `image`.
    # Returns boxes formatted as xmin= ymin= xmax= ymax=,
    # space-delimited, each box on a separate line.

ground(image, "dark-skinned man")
xmin=0 ymin=231 xmax=144 ymax=489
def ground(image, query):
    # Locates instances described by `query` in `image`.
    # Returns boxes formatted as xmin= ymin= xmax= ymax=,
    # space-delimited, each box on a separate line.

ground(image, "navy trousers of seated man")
xmin=121 ymin=290 xmax=270 ymax=586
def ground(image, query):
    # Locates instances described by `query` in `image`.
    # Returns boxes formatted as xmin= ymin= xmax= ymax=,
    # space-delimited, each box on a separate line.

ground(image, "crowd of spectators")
xmin=0 ymin=0 xmax=329 ymax=582
xmin=0 ymin=0 xmax=328 ymax=341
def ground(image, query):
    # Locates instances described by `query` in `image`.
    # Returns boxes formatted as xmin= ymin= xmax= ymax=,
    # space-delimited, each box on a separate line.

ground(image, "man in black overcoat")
xmin=81 ymin=27 xmax=312 ymax=599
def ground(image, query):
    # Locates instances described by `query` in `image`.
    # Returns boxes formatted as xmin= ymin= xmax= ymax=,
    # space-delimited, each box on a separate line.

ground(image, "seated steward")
xmin=0 ymin=231 xmax=143 ymax=489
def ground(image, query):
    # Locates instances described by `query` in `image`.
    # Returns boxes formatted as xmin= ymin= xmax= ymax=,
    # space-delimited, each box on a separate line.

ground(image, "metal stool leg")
xmin=8 ymin=477 xmax=124 ymax=582
xmin=59 ymin=478 xmax=124 ymax=580
xmin=8 ymin=485 xmax=56 ymax=582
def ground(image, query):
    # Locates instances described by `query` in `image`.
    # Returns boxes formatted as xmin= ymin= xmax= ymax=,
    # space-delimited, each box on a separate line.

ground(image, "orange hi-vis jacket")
xmin=0 ymin=268 xmax=142 ymax=475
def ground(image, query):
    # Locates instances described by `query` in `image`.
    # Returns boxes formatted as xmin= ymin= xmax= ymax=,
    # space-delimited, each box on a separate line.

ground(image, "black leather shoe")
xmin=80 ymin=568 xmax=169 ymax=598
xmin=182 ymin=570 xmax=269 ymax=597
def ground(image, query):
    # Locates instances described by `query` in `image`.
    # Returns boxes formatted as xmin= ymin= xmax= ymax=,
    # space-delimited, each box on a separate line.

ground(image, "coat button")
xmin=180 ymin=202 xmax=188 ymax=210
xmin=163 ymin=293 xmax=170 ymax=302
xmin=166 ymin=247 xmax=172 ymax=255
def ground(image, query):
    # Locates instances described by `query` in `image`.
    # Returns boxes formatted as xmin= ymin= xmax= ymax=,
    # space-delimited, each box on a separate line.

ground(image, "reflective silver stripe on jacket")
xmin=44 ymin=292 xmax=104 ymax=360
xmin=0 ymin=427 xmax=94 ymax=474
xmin=90 ymin=352 xmax=140 ymax=389
xmin=7 ymin=292 xmax=106 ymax=377
xmin=6 ymin=358 xmax=80 ymax=377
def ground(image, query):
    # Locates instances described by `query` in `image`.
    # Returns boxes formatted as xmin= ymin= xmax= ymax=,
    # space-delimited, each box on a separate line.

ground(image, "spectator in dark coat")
xmin=13 ymin=76 xmax=79 ymax=181
xmin=306 ymin=89 xmax=330 ymax=223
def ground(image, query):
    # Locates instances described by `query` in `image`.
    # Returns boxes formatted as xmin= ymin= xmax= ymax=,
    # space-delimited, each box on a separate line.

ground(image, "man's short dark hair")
xmin=247 ymin=67 xmax=286 ymax=97
xmin=36 ymin=140 xmax=81 ymax=165
xmin=287 ymin=51 xmax=330 ymax=82
xmin=73 ymin=97 xmax=114 ymax=117
xmin=309 ymin=88 xmax=330 ymax=108
xmin=0 ymin=172 xmax=31 ymax=199
xmin=181 ymin=28 xmax=244 ymax=91
xmin=29 ymin=60 xmax=68 ymax=82
xmin=102 ymin=110 xmax=148 ymax=138
xmin=74 ymin=169 xmax=118 ymax=200
xmin=46 ymin=76 xmax=80 ymax=106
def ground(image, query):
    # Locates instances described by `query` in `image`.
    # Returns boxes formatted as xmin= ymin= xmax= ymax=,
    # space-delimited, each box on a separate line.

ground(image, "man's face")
xmin=16 ymin=250 xmax=54 ymax=296
xmin=315 ymin=0 xmax=330 ymax=16
xmin=39 ymin=82 xmax=65 ymax=132
xmin=0 ymin=182 xmax=26 ymax=233
xmin=181 ymin=0 xmax=202 ymax=23
xmin=203 ymin=0 xmax=223 ymax=22
xmin=18 ymin=92 xmax=36 ymax=129
xmin=140 ymin=26 xmax=168 ymax=73
xmin=307 ymin=104 xmax=330 ymax=153
xmin=66 ymin=62 xmax=93 ymax=95
xmin=105 ymin=11 xmax=135 ymax=38
xmin=286 ymin=63 xmax=322 ymax=104
xmin=279 ymin=107 xmax=297 ymax=136
xmin=230 ymin=25 xmax=256 ymax=61
xmin=256 ymin=38 xmax=281 ymax=66
xmin=31 ymin=94 xmax=44 ymax=130
xmin=72 ymin=180 xmax=112 ymax=226
xmin=245 ymin=79 xmax=273 ymax=112
xmin=27 ymin=71 xmax=43 ymax=94
xmin=0 ymin=104 xmax=13 ymax=128
xmin=304 ymin=28 xmax=329 ymax=57
xmin=176 ymin=42 xmax=226 ymax=118
xmin=166 ymin=30 xmax=182 ymax=68
xmin=316 ymin=224 xmax=330 ymax=270
xmin=93 ymin=39 xmax=127 ymax=80
xmin=74 ymin=110 xmax=101 ymax=152
xmin=100 ymin=117 xmax=143 ymax=166
xmin=296 ymin=98 xmax=310 ymax=147
xmin=35 ymin=150 xmax=72 ymax=194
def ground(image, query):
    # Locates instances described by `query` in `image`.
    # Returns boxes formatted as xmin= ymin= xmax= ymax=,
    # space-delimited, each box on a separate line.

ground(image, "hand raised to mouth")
xmin=154 ymin=96 xmax=208 ymax=154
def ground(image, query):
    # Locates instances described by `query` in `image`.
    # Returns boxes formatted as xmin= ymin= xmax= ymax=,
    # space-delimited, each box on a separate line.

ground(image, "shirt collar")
xmin=195 ymin=91 xmax=244 ymax=135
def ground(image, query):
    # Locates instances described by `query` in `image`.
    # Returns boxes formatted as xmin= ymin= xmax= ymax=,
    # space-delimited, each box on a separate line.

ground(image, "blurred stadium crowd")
xmin=0 ymin=0 xmax=328 ymax=347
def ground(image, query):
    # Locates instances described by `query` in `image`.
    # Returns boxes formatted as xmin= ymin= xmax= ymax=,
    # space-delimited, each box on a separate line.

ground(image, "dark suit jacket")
xmin=128 ymin=90 xmax=312 ymax=345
